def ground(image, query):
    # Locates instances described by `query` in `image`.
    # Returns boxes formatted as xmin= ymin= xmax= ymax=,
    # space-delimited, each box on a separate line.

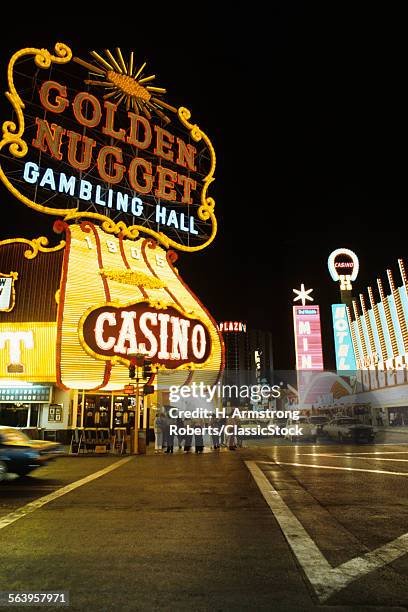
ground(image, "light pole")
xmin=128 ymin=354 xmax=154 ymax=454
xmin=128 ymin=353 xmax=145 ymax=455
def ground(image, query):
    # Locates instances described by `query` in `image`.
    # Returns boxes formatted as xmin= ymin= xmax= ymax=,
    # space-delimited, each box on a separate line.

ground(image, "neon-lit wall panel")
xmin=331 ymin=304 xmax=356 ymax=370
xmin=57 ymin=223 xmax=223 ymax=391
xmin=293 ymin=305 xmax=324 ymax=371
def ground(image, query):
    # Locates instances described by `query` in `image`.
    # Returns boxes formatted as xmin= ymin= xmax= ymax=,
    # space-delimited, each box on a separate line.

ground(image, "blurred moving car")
xmin=285 ymin=416 xmax=317 ymax=443
xmin=322 ymin=417 xmax=375 ymax=443
xmin=0 ymin=426 xmax=63 ymax=481
xmin=308 ymin=415 xmax=330 ymax=435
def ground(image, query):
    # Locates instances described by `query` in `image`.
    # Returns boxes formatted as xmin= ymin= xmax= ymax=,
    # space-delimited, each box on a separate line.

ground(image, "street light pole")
xmin=128 ymin=354 xmax=142 ymax=455
xmin=134 ymin=371 xmax=140 ymax=454
xmin=128 ymin=354 xmax=153 ymax=454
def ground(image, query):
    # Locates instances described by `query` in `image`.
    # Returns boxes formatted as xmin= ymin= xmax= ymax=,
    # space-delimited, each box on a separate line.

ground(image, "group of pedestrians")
xmin=153 ymin=410 xmax=239 ymax=454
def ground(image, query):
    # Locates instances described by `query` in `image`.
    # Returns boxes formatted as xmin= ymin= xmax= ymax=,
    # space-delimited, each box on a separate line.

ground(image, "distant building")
xmin=217 ymin=321 xmax=274 ymax=406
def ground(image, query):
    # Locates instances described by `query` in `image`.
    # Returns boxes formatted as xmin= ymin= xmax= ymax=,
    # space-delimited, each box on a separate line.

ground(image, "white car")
xmin=285 ymin=416 xmax=317 ymax=443
xmin=323 ymin=417 xmax=375 ymax=443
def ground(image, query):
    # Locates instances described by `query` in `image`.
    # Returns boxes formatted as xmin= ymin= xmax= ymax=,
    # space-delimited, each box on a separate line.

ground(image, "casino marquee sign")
xmin=0 ymin=43 xmax=217 ymax=252
xmin=0 ymin=44 xmax=224 ymax=390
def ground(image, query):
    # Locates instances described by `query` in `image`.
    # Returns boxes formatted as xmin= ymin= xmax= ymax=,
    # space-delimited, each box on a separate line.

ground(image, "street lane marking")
xmin=300 ymin=456 xmax=408 ymax=463
xmin=246 ymin=460 xmax=408 ymax=602
xmin=246 ymin=460 xmax=332 ymax=601
xmin=299 ymin=450 xmax=408 ymax=456
xmin=274 ymin=461 xmax=408 ymax=477
xmin=0 ymin=457 xmax=132 ymax=532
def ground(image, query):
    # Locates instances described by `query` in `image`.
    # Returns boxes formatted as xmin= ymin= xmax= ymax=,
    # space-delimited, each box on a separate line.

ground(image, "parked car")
xmin=0 ymin=427 xmax=63 ymax=481
xmin=308 ymin=415 xmax=330 ymax=435
xmin=322 ymin=417 xmax=375 ymax=443
xmin=285 ymin=416 xmax=317 ymax=443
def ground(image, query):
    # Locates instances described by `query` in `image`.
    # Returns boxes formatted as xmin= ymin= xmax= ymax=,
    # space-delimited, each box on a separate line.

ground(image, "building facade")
xmin=217 ymin=321 xmax=274 ymax=406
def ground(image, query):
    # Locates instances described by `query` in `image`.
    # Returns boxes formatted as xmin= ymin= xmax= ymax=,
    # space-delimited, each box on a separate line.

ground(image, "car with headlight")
xmin=0 ymin=426 xmax=63 ymax=481
xmin=308 ymin=415 xmax=330 ymax=435
xmin=322 ymin=417 xmax=375 ymax=443
xmin=285 ymin=416 xmax=317 ymax=442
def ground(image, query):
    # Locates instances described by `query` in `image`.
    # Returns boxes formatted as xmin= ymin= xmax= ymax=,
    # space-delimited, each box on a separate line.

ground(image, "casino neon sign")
xmin=0 ymin=44 xmax=217 ymax=252
xmin=328 ymin=248 xmax=359 ymax=291
xmin=80 ymin=301 xmax=211 ymax=368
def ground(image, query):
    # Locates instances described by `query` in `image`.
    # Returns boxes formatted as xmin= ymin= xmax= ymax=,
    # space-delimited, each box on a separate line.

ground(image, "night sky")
xmin=0 ymin=4 xmax=406 ymax=370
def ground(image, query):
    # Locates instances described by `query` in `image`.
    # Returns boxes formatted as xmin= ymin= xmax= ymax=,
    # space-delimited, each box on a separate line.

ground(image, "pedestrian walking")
xmin=226 ymin=412 xmax=237 ymax=450
xmin=210 ymin=414 xmax=220 ymax=450
xmin=194 ymin=418 xmax=204 ymax=454
xmin=154 ymin=411 xmax=164 ymax=453
xmin=184 ymin=417 xmax=193 ymax=452
xmin=219 ymin=414 xmax=227 ymax=446
xmin=176 ymin=415 xmax=185 ymax=450
xmin=160 ymin=411 xmax=172 ymax=454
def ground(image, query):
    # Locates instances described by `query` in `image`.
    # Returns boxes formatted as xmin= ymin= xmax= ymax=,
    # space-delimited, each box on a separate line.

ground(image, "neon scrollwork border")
xmin=0 ymin=43 xmax=218 ymax=253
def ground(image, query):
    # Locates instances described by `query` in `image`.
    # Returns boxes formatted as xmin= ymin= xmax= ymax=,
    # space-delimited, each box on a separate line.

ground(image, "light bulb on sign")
xmin=293 ymin=284 xmax=314 ymax=306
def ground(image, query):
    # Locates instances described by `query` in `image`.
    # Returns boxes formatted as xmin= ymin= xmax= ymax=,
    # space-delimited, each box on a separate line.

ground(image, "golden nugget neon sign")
xmin=0 ymin=44 xmax=217 ymax=252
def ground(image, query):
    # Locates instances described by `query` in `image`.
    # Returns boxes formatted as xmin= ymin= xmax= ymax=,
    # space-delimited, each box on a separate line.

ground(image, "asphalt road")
xmin=0 ymin=440 xmax=408 ymax=611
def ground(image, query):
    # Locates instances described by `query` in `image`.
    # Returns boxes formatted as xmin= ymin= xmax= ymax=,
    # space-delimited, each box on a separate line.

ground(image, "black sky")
xmin=0 ymin=3 xmax=406 ymax=370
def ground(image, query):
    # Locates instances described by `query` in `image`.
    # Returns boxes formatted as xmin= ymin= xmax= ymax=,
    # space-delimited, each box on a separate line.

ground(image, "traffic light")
xmin=143 ymin=359 xmax=153 ymax=380
xmin=129 ymin=363 xmax=136 ymax=379
xmin=143 ymin=384 xmax=154 ymax=396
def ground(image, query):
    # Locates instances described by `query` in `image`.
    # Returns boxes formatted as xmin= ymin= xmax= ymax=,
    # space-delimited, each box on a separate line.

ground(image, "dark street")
xmin=1 ymin=442 xmax=408 ymax=611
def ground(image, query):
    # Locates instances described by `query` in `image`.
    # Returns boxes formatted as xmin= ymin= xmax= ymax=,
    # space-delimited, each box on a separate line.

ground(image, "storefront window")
xmin=97 ymin=395 xmax=111 ymax=428
xmin=0 ymin=404 xmax=29 ymax=427
xmin=80 ymin=394 xmax=113 ymax=428
xmin=389 ymin=406 xmax=408 ymax=426
xmin=84 ymin=395 xmax=96 ymax=427
xmin=29 ymin=405 xmax=39 ymax=427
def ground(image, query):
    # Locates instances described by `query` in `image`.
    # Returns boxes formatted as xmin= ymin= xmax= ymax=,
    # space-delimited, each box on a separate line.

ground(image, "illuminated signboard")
xmin=293 ymin=300 xmax=324 ymax=404
xmin=80 ymin=301 xmax=211 ymax=368
xmin=218 ymin=321 xmax=247 ymax=332
xmin=0 ymin=44 xmax=217 ymax=252
xmin=293 ymin=305 xmax=324 ymax=371
xmin=0 ymin=272 xmax=18 ymax=312
xmin=56 ymin=222 xmax=223 ymax=390
xmin=328 ymin=248 xmax=359 ymax=291
xmin=0 ymin=323 xmax=56 ymax=382
xmin=0 ymin=385 xmax=51 ymax=403
xmin=331 ymin=304 xmax=356 ymax=370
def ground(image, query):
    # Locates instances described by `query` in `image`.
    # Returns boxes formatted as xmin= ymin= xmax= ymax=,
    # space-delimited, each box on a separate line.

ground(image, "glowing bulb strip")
xmin=352 ymin=300 xmax=368 ymax=359
xmin=359 ymin=293 xmax=377 ymax=356
xmin=368 ymin=286 xmax=388 ymax=361
xmin=387 ymin=269 xmax=408 ymax=352
xmin=377 ymin=277 xmax=399 ymax=357
xmin=346 ymin=305 xmax=361 ymax=367
xmin=397 ymin=259 xmax=408 ymax=352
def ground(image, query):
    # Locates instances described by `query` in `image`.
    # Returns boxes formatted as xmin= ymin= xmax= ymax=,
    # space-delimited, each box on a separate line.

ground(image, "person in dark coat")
xmin=176 ymin=416 xmax=185 ymax=450
xmin=210 ymin=414 xmax=220 ymax=450
xmin=184 ymin=418 xmax=193 ymax=452
xmin=194 ymin=418 xmax=204 ymax=454
xmin=162 ymin=413 xmax=174 ymax=454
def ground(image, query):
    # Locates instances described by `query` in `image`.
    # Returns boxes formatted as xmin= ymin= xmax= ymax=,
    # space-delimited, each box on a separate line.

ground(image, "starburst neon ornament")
xmin=73 ymin=49 xmax=177 ymax=123
xmin=293 ymin=284 xmax=314 ymax=306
